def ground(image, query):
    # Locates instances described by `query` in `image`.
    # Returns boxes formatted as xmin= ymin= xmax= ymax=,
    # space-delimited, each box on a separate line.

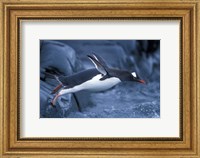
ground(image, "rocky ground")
xmin=40 ymin=40 xmax=160 ymax=118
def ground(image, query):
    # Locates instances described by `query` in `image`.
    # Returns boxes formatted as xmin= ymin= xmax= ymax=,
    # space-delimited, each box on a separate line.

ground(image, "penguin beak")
xmin=138 ymin=79 xmax=145 ymax=84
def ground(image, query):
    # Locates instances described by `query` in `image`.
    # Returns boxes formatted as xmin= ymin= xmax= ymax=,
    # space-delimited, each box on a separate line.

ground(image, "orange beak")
xmin=139 ymin=80 xmax=146 ymax=84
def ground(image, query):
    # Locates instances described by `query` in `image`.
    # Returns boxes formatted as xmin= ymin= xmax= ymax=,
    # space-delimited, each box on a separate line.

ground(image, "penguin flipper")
xmin=87 ymin=54 xmax=108 ymax=76
xmin=91 ymin=53 xmax=108 ymax=69
xmin=100 ymin=75 xmax=110 ymax=81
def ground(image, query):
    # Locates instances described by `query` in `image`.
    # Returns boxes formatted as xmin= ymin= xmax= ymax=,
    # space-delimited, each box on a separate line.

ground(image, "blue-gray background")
xmin=40 ymin=40 xmax=160 ymax=118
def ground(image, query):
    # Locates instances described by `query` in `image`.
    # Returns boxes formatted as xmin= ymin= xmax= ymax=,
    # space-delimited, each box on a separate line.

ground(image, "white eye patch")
xmin=132 ymin=72 xmax=137 ymax=78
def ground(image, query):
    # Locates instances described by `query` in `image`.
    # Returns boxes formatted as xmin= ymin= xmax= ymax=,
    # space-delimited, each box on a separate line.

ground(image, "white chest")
xmin=82 ymin=74 xmax=121 ymax=91
xmin=59 ymin=74 xmax=121 ymax=95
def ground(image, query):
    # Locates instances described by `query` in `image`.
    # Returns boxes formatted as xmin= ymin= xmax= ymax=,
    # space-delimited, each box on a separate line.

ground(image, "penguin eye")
xmin=131 ymin=72 xmax=137 ymax=78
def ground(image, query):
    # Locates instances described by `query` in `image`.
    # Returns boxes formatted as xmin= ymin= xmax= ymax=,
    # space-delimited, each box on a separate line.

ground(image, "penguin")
xmin=49 ymin=54 xmax=145 ymax=106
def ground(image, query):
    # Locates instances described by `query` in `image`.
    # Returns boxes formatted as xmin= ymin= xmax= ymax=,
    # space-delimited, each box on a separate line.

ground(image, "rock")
xmin=56 ymin=40 xmax=129 ymax=70
xmin=132 ymin=40 xmax=160 ymax=82
xmin=114 ymin=40 xmax=137 ymax=54
xmin=40 ymin=40 xmax=77 ymax=76
xmin=40 ymin=41 xmax=79 ymax=118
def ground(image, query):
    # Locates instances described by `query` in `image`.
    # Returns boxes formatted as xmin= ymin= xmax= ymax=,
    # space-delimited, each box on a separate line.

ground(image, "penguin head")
xmin=131 ymin=72 xmax=145 ymax=84
xmin=118 ymin=71 xmax=145 ymax=84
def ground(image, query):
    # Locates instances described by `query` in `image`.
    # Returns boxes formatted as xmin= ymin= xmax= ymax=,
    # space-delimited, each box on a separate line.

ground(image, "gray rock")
xmin=40 ymin=40 xmax=77 ymax=76
xmin=57 ymin=40 xmax=129 ymax=70
xmin=40 ymin=41 xmax=79 ymax=118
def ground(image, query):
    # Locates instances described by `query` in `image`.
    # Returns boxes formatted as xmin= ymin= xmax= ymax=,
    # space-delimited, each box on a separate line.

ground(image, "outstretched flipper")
xmin=87 ymin=54 xmax=109 ymax=76
xmin=91 ymin=53 xmax=109 ymax=69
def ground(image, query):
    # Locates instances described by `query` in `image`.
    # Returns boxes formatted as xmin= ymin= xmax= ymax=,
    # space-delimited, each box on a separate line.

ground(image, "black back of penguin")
xmin=58 ymin=68 xmax=100 ymax=88
xmin=101 ymin=68 xmax=133 ymax=82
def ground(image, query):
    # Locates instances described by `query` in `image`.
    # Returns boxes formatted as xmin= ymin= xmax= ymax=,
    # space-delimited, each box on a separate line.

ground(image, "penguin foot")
xmin=50 ymin=101 xmax=56 ymax=107
xmin=51 ymin=94 xmax=60 ymax=107
xmin=51 ymin=84 xmax=62 ymax=94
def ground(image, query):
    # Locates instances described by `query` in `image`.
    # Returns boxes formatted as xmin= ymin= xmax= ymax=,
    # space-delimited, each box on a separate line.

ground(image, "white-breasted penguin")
xmin=50 ymin=54 xmax=145 ymax=106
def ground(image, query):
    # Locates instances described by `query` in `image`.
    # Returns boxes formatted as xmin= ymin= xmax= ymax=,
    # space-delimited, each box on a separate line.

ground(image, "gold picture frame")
xmin=0 ymin=0 xmax=199 ymax=157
